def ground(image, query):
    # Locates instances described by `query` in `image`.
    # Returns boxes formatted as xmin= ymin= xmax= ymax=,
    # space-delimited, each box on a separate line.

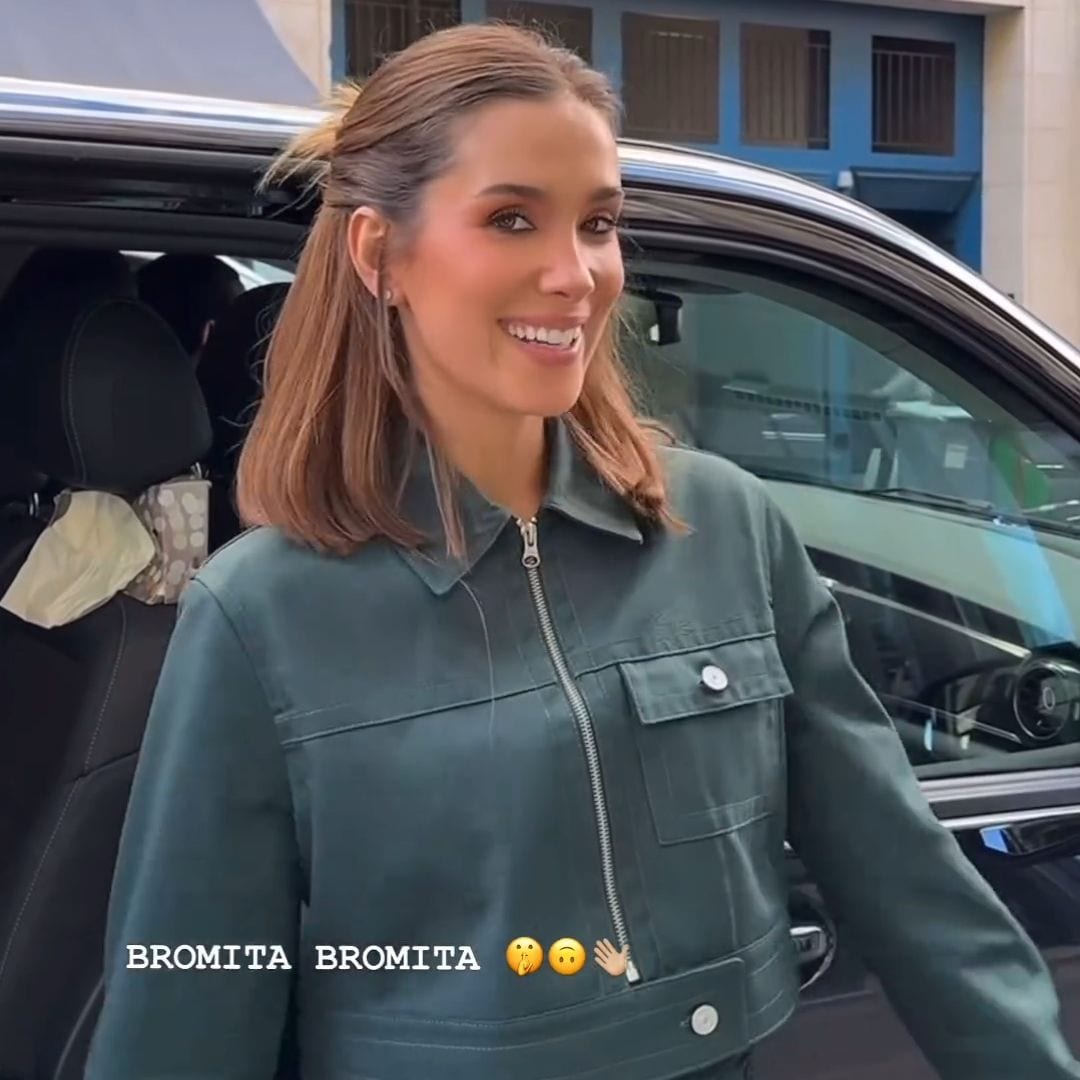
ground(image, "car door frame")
xmin=618 ymin=177 xmax=1080 ymax=824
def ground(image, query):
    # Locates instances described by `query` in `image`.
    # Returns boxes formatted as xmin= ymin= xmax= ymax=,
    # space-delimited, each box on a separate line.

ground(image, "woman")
xmin=86 ymin=23 xmax=1080 ymax=1080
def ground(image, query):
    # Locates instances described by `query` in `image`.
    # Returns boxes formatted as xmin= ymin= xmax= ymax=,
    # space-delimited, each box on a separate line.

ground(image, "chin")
xmin=514 ymin=385 xmax=584 ymax=419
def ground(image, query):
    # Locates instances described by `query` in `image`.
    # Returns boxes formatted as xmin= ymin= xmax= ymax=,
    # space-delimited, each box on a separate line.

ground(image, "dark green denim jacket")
xmin=86 ymin=419 xmax=1079 ymax=1079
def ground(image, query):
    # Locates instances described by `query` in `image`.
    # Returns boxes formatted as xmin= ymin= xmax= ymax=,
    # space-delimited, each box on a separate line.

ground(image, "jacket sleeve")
xmin=764 ymin=493 xmax=1080 ymax=1078
xmin=85 ymin=578 xmax=302 ymax=1079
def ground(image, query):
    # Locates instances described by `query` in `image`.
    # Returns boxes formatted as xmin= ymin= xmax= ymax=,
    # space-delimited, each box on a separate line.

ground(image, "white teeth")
xmin=506 ymin=323 xmax=581 ymax=348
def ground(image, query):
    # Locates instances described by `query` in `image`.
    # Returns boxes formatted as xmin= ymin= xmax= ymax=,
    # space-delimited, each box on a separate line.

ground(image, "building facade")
xmin=259 ymin=0 xmax=1080 ymax=345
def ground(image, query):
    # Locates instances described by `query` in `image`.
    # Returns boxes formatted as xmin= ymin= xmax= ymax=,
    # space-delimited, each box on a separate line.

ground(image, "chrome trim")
xmin=0 ymin=75 xmax=319 ymax=146
xmin=783 ymin=804 xmax=1080 ymax=854
xmin=921 ymin=766 xmax=1080 ymax=806
xmin=1 ymin=77 xmax=1075 ymax=375
xmin=944 ymin=804 xmax=1080 ymax=832
xmin=615 ymin=142 xmax=1080 ymax=368
xmin=781 ymin=770 xmax=1080 ymax=855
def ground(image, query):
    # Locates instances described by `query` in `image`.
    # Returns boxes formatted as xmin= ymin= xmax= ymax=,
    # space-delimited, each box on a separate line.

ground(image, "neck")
xmin=422 ymin=401 xmax=548 ymax=523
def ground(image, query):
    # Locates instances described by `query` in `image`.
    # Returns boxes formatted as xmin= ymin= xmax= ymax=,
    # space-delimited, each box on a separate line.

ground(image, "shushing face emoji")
xmin=506 ymin=937 xmax=543 ymax=976
xmin=548 ymin=938 xmax=586 ymax=975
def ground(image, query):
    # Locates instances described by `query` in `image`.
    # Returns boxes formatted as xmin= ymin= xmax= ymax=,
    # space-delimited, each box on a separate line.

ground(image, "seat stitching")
xmin=64 ymin=305 xmax=100 ymax=485
xmin=0 ymin=783 xmax=79 ymax=986
xmin=84 ymin=602 xmax=128 ymax=771
xmin=0 ymin=604 xmax=129 ymax=987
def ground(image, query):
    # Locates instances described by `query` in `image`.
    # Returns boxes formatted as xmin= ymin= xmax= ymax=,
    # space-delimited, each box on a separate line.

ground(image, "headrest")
xmin=197 ymin=282 xmax=288 ymax=475
xmin=0 ymin=441 xmax=46 ymax=502
xmin=2 ymin=281 xmax=212 ymax=496
xmin=0 ymin=249 xmax=135 ymax=325
xmin=137 ymin=253 xmax=244 ymax=355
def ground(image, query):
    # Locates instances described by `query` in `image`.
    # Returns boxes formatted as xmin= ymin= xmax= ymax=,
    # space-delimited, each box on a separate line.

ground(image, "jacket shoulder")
xmin=658 ymin=441 xmax=769 ymax=517
xmin=191 ymin=525 xmax=325 ymax=613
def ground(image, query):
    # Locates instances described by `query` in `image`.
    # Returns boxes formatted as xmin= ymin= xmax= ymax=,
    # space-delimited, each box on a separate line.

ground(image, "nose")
xmin=537 ymin=231 xmax=596 ymax=301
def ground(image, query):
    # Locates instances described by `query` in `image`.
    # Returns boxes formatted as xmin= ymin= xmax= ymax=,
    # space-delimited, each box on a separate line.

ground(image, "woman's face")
xmin=390 ymin=94 xmax=625 ymax=425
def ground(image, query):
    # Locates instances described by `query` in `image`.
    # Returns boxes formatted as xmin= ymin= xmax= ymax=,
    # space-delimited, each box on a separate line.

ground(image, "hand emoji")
xmin=517 ymin=952 xmax=537 ymax=976
xmin=594 ymin=938 xmax=629 ymax=977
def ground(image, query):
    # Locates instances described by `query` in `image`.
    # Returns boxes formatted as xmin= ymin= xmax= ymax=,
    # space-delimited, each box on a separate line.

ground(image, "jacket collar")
xmin=395 ymin=416 xmax=644 ymax=595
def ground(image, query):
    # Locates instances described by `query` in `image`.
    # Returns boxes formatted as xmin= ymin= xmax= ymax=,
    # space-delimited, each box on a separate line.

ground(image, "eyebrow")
xmin=475 ymin=183 xmax=623 ymax=201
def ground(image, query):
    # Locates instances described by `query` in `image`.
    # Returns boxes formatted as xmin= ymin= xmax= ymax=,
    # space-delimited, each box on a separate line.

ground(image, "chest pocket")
xmin=620 ymin=635 xmax=792 ymax=845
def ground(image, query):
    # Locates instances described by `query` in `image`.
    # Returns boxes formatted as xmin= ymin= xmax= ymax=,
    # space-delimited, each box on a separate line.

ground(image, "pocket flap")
xmin=621 ymin=635 xmax=792 ymax=724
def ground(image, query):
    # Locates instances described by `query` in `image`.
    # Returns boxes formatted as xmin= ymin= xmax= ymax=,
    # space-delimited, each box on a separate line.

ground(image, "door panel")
xmin=759 ymin=814 xmax=1080 ymax=1078
xmin=621 ymin=249 xmax=1080 ymax=1075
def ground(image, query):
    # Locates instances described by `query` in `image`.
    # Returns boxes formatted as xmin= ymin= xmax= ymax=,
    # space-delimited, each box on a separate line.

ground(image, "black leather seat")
xmin=197 ymin=281 xmax=288 ymax=546
xmin=0 ymin=248 xmax=135 ymax=333
xmin=0 ymin=442 xmax=50 ymax=895
xmin=0 ymin=442 xmax=47 ymax=595
xmin=0 ymin=278 xmax=211 ymax=1079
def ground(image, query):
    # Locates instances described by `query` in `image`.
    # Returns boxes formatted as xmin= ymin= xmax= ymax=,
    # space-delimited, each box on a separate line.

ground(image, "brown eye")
xmin=490 ymin=210 xmax=532 ymax=232
xmin=584 ymin=214 xmax=621 ymax=235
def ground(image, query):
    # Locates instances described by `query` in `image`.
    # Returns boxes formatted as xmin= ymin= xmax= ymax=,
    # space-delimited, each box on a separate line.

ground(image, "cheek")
xmin=415 ymin=227 xmax=508 ymax=304
xmin=402 ymin=239 xmax=507 ymax=353
xmin=594 ymin=246 xmax=625 ymax=310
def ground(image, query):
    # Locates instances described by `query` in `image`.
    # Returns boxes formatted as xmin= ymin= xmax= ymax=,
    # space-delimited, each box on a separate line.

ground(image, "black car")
xmin=2 ymin=77 xmax=1080 ymax=1079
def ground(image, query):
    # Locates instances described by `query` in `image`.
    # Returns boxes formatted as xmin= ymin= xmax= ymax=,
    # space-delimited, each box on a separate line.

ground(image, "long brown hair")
xmin=236 ymin=21 xmax=683 ymax=557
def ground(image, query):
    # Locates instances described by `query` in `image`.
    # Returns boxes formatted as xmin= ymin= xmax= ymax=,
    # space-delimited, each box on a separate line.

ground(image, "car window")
xmin=123 ymin=252 xmax=295 ymax=291
xmin=621 ymin=259 xmax=1080 ymax=774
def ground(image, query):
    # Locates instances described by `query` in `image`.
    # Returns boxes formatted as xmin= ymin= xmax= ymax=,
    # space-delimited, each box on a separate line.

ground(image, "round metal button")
xmin=700 ymin=665 xmax=729 ymax=692
xmin=690 ymin=1003 xmax=719 ymax=1036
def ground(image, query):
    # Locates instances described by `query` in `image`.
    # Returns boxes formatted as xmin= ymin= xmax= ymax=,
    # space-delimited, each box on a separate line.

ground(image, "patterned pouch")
xmin=125 ymin=476 xmax=211 ymax=604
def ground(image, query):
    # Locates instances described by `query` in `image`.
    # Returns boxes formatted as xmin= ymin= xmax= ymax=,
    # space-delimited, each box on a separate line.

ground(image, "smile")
xmin=502 ymin=321 xmax=583 ymax=350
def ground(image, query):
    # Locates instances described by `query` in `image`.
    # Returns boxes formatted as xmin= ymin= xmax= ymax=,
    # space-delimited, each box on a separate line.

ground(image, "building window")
xmin=622 ymin=14 xmax=719 ymax=143
xmin=486 ymin=1 xmax=592 ymax=61
xmin=741 ymin=25 xmax=829 ymax=149
xmin=345 ymin=0 xmax=461 ymax=78
xmin=872 ymin=36 xmax=956 ymax=155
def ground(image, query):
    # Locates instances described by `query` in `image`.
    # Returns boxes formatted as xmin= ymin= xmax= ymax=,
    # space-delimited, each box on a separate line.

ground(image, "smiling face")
xmin=387 ymin=94 xmax=625 ymax=427
xmin=548 ymin=937 xmax=586 ymax=975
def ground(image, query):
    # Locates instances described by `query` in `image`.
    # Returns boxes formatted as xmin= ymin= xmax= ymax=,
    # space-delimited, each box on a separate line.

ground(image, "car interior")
xmin=4 ymin=224 xmax=1080 ymax=1075
xmin=0 ymin=241 xmax=289 ymax=1078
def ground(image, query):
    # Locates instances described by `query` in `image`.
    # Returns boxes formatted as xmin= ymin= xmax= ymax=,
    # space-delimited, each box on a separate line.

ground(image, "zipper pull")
xmin=517 ymin=517 xmax=540 ymax=569
xmin=625 ymin=956 xmax=641 ymax=984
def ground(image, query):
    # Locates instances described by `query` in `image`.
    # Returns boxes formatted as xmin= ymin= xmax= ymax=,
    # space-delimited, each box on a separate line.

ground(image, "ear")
xmin=347 ymin=207 xmax=392 ymax=302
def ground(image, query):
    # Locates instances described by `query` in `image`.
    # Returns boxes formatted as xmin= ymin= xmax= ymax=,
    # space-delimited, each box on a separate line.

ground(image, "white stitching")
xmin=0 ymin=602 xmax=128 ymax=987
xmin=0 ymin=784 xmax=78 ymax=986
xmin=84 ymin=602 xmax=127 ymax=771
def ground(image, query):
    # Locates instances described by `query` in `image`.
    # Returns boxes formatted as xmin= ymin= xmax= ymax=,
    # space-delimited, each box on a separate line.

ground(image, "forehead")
xmin=442 ymin=95 xmax=620 ymax=194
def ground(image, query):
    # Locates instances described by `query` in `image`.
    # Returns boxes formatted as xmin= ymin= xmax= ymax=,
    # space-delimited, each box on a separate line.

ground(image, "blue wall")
xmin=332 ymin=0 xmax=984 ymax=266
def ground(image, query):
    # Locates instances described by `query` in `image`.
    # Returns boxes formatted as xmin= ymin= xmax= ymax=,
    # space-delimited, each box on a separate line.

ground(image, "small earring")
xmin=383 ymin=288 xmax=394 ymax=303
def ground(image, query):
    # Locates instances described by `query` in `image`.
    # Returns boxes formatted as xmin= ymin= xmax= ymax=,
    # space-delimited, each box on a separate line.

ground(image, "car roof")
xmin=1 ymin=75 xmax=1075 ymax=361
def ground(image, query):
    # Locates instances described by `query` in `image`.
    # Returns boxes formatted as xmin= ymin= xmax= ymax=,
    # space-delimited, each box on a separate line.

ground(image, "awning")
xmin=0 ymin=0 xmax=317 ymax=106
xmin=850 ymin=168 xmax=978 ymax=214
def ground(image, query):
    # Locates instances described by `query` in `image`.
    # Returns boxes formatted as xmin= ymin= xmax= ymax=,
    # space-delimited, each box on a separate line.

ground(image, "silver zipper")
xmin=516 ymin=516 xmax=641 ymax=984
